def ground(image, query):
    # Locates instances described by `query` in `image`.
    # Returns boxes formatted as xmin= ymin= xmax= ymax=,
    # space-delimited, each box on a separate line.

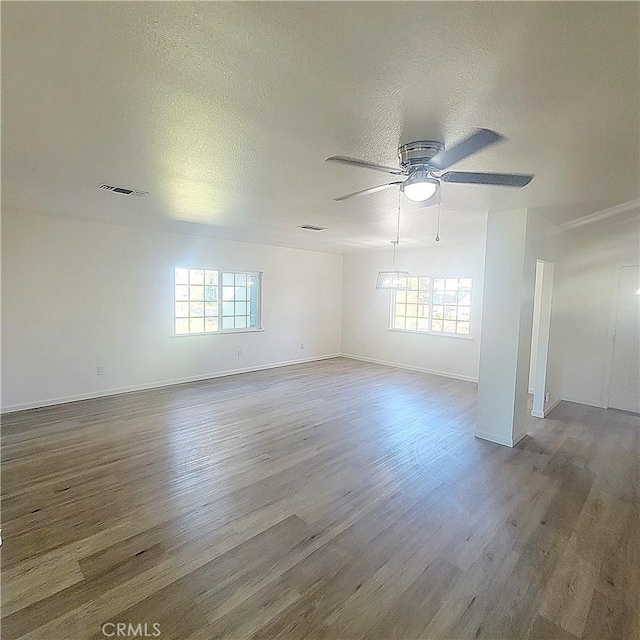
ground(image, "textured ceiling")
xmin=2 ymin=2 xmax=639 ymax=252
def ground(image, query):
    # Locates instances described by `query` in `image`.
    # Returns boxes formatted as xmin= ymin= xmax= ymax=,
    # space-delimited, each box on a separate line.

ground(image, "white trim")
xmin=474 ymin=430 xmax=516 ymax=448
xmin=561 ymin=395 xmax=607 ymax=409
xmin=340 ymin=353 xmax=478 ymax=383
xmin=531 ymin=398 xmax=563 ymax=419
xmin=512 ymin=431 xmax=527 ymax=447
xmin=0 ymin=354 xmax=341 ymax=414
xmin=387 ymin=329 xmax=474 ymax=340
xmin=545 ymin=398 xmax=562 ymax=415
xmin=558 ymin=199 xmax=640 ymax=231
xmin=172 ymin=329 xmax=265 ymax=337
xmin=474 ymin=430 xmax=527 ymax=448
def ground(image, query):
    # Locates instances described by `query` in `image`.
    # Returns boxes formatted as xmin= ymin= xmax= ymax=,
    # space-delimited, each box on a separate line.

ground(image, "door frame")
xmin=603 ymin=263 xmax=640 ymax=409
xmin=530 ymin=260 xmax=555 ymax=418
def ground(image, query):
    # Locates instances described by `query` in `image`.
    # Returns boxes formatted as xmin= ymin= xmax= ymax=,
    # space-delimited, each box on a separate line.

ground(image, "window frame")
xmin=388 ymin=275 xmax=473 ymax=338
xmin=173 ymin=267 xmax=263 ymax=336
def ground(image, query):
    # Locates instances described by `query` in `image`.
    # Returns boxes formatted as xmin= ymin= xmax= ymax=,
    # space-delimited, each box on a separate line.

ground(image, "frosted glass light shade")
xmin=376 ymin=270 xmax=409 ymax=290
xmin=401 ymin=171 xmax=439 ymax=202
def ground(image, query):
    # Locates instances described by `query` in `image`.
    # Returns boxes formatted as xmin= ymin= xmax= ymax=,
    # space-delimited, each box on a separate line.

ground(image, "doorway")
xmin=529 ymin=260 xmax=555 ymax=418
xmin=608 ymin=266 xmax=640 ymax=413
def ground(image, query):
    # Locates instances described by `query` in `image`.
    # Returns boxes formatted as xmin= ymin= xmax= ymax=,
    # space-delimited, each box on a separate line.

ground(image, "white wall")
xmin=6 ymin=206 xmax=633 ymax=418
xmin=475 ymin=209 xmax=528 ymax=446
xmin=555 ymin=221 xmax=640 ymax=407
xmin=341 ymin=214 xmax=486 ymax=382
xmin=476 ymin=209 xmax=563 ymax=447
xmin=1 ymin=210 xmax=343 ymax=411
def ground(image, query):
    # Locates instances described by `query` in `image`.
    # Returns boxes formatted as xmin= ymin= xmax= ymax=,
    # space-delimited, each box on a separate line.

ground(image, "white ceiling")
xmin=2 ymin=2 xmax=638 ymax=252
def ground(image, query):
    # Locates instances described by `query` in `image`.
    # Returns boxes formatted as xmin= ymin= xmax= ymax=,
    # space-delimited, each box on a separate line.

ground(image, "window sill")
xmin=387 ymin=328 xmax=474 ymax=340
xmin=172 ymin=328 xmax=265 ymax=337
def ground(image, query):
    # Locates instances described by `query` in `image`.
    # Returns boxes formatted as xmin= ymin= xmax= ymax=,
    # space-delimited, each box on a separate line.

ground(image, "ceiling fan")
xmin=326 ymin=128 xmax=534 ymax=202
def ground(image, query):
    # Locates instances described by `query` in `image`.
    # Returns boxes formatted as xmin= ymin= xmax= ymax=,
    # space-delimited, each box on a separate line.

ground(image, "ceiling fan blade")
xmin=333 ymin=181 xmax=405 ymax=201
xmin=428 ymin=129 xmax=504 ymax=170
xmin=441 ymin=171 xmax=534 ymax=187
xmin=326 ymin=156 xmax=404 ymax=175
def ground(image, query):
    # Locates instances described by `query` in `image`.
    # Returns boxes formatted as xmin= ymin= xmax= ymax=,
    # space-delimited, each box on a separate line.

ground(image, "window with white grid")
xmin=391 ymin=276 xmax=472 ymax=336
xmin=174 ymin=268 xmax=261 ymax=335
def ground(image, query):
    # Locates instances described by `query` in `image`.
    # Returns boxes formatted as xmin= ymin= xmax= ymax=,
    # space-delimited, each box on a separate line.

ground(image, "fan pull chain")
xmin=396 ymin=189 xmax=402 ymax=245
xmin=435 ymin=196 xmax=441 ymax=242
xmin=392 ymin=189 xmax=402 ymax=266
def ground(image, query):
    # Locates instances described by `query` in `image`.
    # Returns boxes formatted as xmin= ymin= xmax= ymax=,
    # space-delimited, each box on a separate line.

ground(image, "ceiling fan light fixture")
xmin=401 ymin=172 xmax=439 ymax=202
xmin=328 ymin=130 xmax=534 ymax=201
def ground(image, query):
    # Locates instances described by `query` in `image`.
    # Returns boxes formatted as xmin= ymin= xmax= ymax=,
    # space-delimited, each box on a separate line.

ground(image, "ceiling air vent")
xmin=298 ymin=224 xmax=327 ymax=231
xmin=98 ymin=184 xmax=148 ymax=196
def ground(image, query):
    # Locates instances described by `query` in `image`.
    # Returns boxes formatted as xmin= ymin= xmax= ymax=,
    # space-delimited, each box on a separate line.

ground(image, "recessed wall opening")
xmin=529 ymin=259 xmax=555 ymax=418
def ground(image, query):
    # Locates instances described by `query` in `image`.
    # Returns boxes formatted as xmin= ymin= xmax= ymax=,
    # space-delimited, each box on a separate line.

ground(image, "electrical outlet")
xmin=237 ymin=349 xmax=242 ymax=357
xmin=300 ymin=342 xmax=305 ymax=349
xmin=97 ymin=366 xmax=104 ymax=376
xmin=545 ymin=391 xmax=550 ymax=402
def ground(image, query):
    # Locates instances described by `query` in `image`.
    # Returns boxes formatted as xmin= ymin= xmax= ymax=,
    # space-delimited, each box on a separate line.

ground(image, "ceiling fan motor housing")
xmin=398 ymin=141 xmax=444 ymax=170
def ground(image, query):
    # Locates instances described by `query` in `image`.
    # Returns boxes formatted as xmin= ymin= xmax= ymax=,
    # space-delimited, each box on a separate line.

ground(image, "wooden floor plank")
xmin=1 ymin=358 xmax=638 ymax=639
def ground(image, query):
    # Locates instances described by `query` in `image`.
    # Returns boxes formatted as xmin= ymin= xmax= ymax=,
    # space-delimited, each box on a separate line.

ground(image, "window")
xmin=391 ymin=276 xmax=472 ymax=336
xmin=174 ymin=268 xmax=261 ymax=335
xmin=221 ymin=271 xmax=260 ymax=330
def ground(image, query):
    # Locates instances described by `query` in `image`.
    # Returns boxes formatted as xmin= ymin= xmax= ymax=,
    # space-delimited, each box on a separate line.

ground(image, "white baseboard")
xmin=561 ymin=395 xmax=607 ymax=409
xmin=512 ymin=431 xmax=527 ymax=447
xmin=544 ymin=398 xmax=562 ymax=415
xmin=340 ymin=353 xmax=478 ymax=384
xmin=531 ymin=409 xmax=545 ymax=418
xmin=0 ymin=354 xmax=342 ymax=414
xmin=474 ymin=429 xmax=527 ymax=448
xmin=474 ymin=430 xmax=514 ymax=448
